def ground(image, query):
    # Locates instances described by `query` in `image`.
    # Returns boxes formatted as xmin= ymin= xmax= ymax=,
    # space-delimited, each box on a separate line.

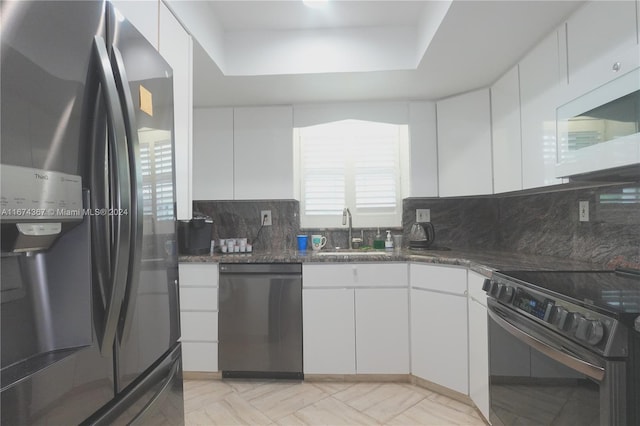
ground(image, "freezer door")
xmin=83 ymin=344 xmax=184 ymax=426
xmin=106 ymin=3 xmax=181 ymax=393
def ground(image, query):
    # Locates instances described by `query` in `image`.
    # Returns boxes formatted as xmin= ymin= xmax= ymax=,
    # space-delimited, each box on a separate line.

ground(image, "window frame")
xmin=294 ymin=119 xmax=408 ymax=229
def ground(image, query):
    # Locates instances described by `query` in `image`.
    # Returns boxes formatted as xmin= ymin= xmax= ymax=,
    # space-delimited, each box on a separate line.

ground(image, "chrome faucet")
xmin=342 ymin=208 xmax=353 ymax=249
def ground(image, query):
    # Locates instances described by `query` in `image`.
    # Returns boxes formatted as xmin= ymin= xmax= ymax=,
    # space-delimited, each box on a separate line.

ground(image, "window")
xmin=295 ymin=119 xmax=408 ymax=228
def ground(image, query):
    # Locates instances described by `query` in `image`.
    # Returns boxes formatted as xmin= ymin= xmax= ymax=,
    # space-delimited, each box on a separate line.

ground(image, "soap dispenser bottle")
xmin=385 ymin=230 xmax=393 ymax=250
xmin=373 ymin=228 xmax=384 ymax=249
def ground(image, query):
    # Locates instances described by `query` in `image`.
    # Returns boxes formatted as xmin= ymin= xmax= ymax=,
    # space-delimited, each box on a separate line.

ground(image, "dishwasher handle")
xmin=219 ymin=263 xmax=302 ymax=275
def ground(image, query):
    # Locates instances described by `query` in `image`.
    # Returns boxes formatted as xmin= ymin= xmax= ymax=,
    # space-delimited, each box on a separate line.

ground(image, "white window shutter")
xmin=298 ymin=120 xmax=404 ymax=228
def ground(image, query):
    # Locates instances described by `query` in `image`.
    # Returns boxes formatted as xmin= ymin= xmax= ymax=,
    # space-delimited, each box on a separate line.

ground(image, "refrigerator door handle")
xmin=110 ymin=45 xmax=143 ymax=343
xmin=92 ymin=35 xmax=132 ymax=357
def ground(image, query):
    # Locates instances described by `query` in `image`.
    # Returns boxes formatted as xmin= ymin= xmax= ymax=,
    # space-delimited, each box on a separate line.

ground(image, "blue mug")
xmin=296 ymin=235 xmax=308 ymax=251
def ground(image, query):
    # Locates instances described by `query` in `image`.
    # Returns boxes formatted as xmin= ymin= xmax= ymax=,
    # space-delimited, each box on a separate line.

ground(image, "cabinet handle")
xmin=612 ymin=62 xmax=621 ymax=72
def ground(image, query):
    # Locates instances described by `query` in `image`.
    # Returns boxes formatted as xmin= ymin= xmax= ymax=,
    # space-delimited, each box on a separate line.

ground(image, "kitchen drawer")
xmin=410 ymin=263 xmax=467 ymax=295
xmin=180 ymin=287 xmax=218 ymax=311
xmin=182 ymin=342 xmax=218 ymax=372
xmin=180 ymin=311 xmax=218 ymax=341
xmin=179 ymin=263 xmax=218 ymax=287
xmin=303 ymin=263 xmax=408 ymax=288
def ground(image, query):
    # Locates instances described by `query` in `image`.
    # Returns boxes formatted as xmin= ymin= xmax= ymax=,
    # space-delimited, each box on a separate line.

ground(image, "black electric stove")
xmin=486 ymin=268 xmax=640 ymax=357
xmin=496 ymin=269 xmax=640 ymax=323
xmin=485 ymin=268 xmax=640 ymax=426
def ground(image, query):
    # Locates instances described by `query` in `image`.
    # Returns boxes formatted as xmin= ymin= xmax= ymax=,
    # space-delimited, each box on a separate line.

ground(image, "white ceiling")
xmin=181 ymin=0 xmax=585 ymax=108
xmin=208 ymin=1 xmax=428 ymax=31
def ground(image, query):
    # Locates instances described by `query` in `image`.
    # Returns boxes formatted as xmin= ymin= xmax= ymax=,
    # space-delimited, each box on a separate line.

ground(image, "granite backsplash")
xmin=193 ymin=183 xmax=640 ymax=267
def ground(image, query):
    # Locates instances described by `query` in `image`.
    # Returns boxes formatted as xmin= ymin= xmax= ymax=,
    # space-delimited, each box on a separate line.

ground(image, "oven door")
xmin=487 ymin=299 xmax=627 ymax=426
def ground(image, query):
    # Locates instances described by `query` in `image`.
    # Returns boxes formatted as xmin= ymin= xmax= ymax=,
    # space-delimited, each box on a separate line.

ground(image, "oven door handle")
xmin=488 ymin=307 xmax=605 ymax=381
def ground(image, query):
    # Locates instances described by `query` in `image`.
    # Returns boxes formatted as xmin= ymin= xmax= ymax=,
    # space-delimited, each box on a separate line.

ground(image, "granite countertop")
xmin=179 ymin=247 xmax=604 ymax=278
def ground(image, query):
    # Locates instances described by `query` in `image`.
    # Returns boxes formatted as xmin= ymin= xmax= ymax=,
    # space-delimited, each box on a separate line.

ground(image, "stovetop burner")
xmin=496 ymin=269 xmax=640 ymax=318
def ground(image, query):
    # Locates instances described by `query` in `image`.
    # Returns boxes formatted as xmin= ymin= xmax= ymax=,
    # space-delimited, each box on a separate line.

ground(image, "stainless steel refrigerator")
xmin=1 ymin=1 xmax=184 ymax=424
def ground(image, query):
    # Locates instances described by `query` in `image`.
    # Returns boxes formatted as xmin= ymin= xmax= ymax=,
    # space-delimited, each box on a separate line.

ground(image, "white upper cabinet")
xmin=233 ymin=106 xmax=294 ymax=200
xmin=436 ymin=89 xmax=493 ymax=197
xmin=110 ymin=1 xmax=159 ymax=48
xmin=491 ymin=66 xmax=523 ymax=194
xmin=564 ymin=0 xmax=640 ymax=100
xmin=408 ymin=101 xmax=438 ymax=197
xmin=191 ymin=106 xmax=294 ymax=201
xmin=159 ymin=3 xmax=193 ymax=219
xmin=519 ymin=29 xmax=564 ymax=190
xmin=192 ymin=108 xmax=234 ymax=200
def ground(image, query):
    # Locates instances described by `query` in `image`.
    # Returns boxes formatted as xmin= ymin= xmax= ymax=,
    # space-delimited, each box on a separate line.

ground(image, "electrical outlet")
xmin=260 ymin=210 xmax=272 ymax=226
xmin=416 ymin=209 xmax=431 ymax=222
xmin=579 ymin=201 xmax=589 ymax=222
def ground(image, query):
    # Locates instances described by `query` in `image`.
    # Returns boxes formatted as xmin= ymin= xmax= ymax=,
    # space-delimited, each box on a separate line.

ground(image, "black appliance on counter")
xmin=1 ymin=1 xmax=183 ymax=424
xmin=484 ymin=269 xmax=640 ymax=425
xmin=177 ymin=216 xmax=213 ymax=255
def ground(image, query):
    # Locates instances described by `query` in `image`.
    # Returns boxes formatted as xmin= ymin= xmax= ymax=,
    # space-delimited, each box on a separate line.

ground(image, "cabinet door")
xmin=159 ymin=4 xmax=192 ymax=219
xmin=566 ymin=0 xmax=639 ymax=97
xmin=519 ymin=30 xmax=563 ymax=190
xmin=411 ymin=289 xmax=468 ymax=395
xmin=410 ymin=263 xmax=467 ymax=295
xmin=233 ymin=106 xmax=294 ymax=200
xmin=355 ymin=288 xmax=409 ymax=374
xmin=467 ymin=272 xmax=489 ymax=421
xmin=491 ymin=65 xmax=523 ymax=194
xmin=303 ymin=263 xmax=408 ymax=288
xmin=178 ymin=263 xmax=218 ymax=372
xmin=408 ymin=101 xmax=438 ymax=197
xmin=192 ymin=108 xmax=234 ymax=200
xmin=302 ymin=288 xmax=356 ymax=374
xmin=437 ymin=89 xmax=493 ymax=197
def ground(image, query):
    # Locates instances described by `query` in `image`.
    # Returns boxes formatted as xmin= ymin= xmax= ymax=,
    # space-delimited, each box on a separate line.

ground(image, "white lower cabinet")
xmin=411 ymin=289 xmax=468 ymax=394
xmin=302 ymin=288 xmax=356 ymax=374
xmin=302 ymin=263 xmax=409 ymax=375
xmin=467 ymin=271 xmax=490 ymax=422
xmin=179 ymin=263 xmax=219 ymax=372
xmin=355 ymin=288 xmax=409 ymax=374
xmin=181 ymin=342 xmax=218 ymax=373
xmin=410 ymin=264 xmax=469 ymax=395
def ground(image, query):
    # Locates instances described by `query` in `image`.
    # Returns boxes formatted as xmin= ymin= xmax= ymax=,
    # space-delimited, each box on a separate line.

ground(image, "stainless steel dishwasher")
xmin=218 ymin=263 xmax=303 ymax=379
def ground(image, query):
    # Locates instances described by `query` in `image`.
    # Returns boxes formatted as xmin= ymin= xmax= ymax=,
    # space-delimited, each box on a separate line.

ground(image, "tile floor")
xmin=183 ymin=379 xmax=486 ymax=425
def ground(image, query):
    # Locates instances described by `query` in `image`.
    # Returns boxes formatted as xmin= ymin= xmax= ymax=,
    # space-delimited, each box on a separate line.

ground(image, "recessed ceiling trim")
xmin=302 ymin=0 xmax=329 ymax=9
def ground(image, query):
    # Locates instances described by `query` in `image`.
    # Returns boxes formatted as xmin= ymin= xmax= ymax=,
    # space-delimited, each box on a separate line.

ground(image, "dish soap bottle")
xmin=385 ymin=230 xmax=393 ymax=250
xmin=373 ymin=228 xmax=385 ymax=249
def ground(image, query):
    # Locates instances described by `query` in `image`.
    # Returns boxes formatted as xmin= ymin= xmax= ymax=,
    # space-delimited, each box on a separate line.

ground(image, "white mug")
xmin=311 ymin=234 xmax=327 ymax=251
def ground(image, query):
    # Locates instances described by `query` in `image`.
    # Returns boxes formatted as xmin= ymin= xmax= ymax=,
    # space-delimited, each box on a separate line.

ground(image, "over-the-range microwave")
xmin=556 ymin=67 xmax=639 ymax=181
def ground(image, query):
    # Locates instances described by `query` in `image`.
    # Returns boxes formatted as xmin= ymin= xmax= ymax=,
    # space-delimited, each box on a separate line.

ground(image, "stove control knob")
xmin=490 ymin=282 xmax=503 ymax=298
xmin=550 ymin=306 xmax=569 ymax=329
xmin=566 ymin=313 xmax=583 ymax=334
xmin=498 ymin=285 xmax=515 ymax=303
xmin=482 ymin=279 xmax=492 ymax=293
xmin=575 ymin=318 xmax=605 ymax=345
